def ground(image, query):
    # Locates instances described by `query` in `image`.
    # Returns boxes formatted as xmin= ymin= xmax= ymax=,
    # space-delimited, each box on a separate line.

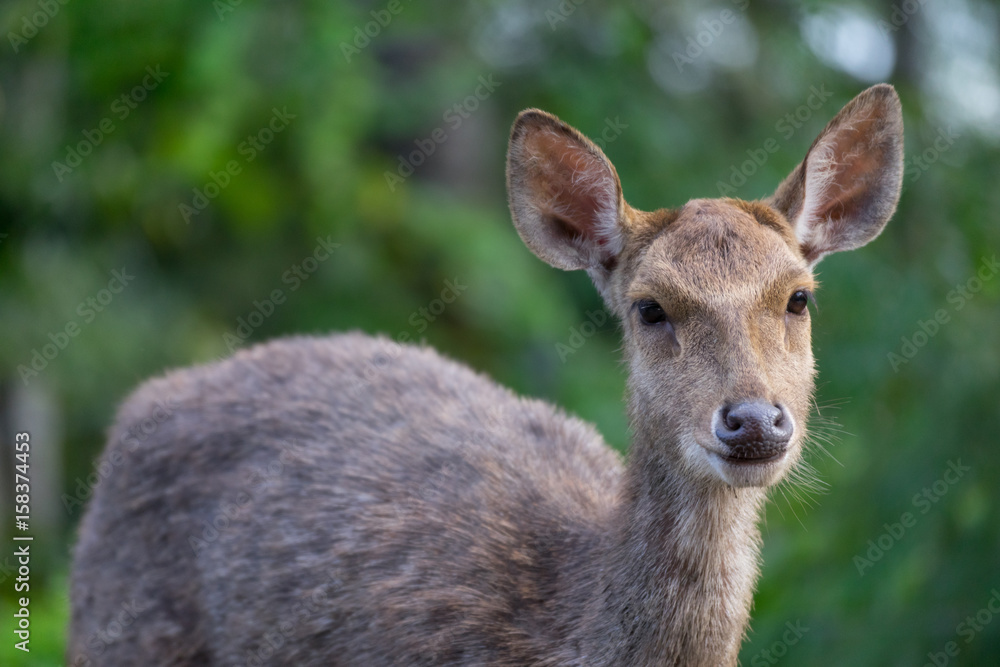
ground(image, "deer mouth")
xmin=721 ymin=448 xmax=786 ymax=465
xmin=698 ymin=437 xmax=794 ymax=488
xmin=721 ymin=442 xmax=787 ymax=465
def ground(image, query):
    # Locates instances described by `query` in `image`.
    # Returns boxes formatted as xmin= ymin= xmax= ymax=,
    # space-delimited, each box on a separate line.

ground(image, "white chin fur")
xmin=704 ymin=449 xmax=791 ymax=488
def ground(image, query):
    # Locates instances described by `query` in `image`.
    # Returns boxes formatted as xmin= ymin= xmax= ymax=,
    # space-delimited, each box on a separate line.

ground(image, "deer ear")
xmin=768 ymin=84 xmax=904 ymax=266
xmin=506 ymin=110 xmax=627 ymax=280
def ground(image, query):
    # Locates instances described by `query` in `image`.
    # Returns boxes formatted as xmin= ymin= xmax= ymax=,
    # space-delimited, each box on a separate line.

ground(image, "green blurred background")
xmin=1 ymin=0 xmax=998 ymax=664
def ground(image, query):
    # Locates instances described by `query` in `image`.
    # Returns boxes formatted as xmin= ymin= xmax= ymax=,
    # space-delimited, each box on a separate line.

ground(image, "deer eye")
xmin=787 ymin=290 xmax=810 ymax=315
xmin=637 ymin=300 xmax=667 ymax=325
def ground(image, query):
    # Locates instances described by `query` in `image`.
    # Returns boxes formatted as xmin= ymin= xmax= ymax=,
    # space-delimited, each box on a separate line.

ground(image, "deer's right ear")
xmin=506 ymin=110 xmax=627 ymax=277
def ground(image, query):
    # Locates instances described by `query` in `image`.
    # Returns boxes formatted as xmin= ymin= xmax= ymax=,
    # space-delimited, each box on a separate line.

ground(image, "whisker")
xmin=768 ymin=397 xmax=849 ymax=525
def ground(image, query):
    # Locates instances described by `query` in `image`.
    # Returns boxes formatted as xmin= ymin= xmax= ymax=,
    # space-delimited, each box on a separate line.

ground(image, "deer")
xmin=68 ymin=84 xmax=903 ymax=666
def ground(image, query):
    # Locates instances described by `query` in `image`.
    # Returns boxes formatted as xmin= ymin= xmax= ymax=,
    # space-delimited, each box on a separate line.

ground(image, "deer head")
xmin=506 ymin=84 xmax=903 ymax=489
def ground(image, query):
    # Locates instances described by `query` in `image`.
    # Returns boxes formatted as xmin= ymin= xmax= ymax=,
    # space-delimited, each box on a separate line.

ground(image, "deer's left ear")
xmin=768 ymin=84 xmax=904 ymax=266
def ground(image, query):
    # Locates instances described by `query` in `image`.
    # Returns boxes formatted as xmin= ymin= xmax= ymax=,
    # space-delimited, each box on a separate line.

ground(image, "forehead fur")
xmin=626 ymin=198 xmax=812 ymax=300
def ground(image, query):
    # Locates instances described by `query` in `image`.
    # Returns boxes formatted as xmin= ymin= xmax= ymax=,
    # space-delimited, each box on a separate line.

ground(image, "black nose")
xmin=715 ymin=401 xmax=793 ymax=461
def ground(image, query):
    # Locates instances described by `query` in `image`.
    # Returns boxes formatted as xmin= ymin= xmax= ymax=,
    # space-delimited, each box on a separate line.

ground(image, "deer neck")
xmin=581 ymin=424 xmax=768 ymax=666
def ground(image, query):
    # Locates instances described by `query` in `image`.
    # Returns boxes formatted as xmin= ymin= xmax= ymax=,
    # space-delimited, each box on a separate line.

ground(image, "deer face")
xmin=616 ymin=198 xmax=817 ymax=487
xmin=506 ymin=85 xmax=903 ymax=488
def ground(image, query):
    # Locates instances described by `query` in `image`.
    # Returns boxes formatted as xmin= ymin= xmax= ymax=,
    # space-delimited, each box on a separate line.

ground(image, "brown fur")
xmin=68 ymin=85 xmax=903 ymax=666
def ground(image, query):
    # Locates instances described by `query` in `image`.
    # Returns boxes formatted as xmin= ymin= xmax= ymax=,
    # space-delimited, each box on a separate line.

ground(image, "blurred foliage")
xmin=1 ymin=0 xmax=999 ymax=663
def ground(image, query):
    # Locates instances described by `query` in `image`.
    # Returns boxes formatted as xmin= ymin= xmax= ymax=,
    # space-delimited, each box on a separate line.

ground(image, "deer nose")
xmin=714 ymin=401 xmax=793 ymax=461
